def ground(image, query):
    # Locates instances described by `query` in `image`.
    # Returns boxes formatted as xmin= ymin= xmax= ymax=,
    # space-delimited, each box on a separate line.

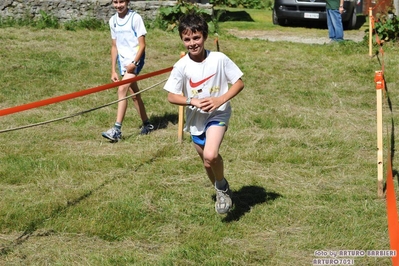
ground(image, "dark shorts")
xmin=120 ymin=52 xmax=145 ymax=76
xmin=191 ymin=121 xmax=226 ymax=146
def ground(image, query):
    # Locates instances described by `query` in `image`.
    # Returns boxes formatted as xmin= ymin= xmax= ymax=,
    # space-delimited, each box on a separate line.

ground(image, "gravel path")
xmin=228 ymin=29 xmax=365 ymax=44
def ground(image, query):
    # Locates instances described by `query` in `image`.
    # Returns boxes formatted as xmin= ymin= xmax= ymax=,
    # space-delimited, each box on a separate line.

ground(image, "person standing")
xmin=326 ymin=0 xmax=345 ymax=42
xmin=102 ymin=0 xmax=153 ymax=142
xmin=163 ymin=13 xmax=245 ymax=214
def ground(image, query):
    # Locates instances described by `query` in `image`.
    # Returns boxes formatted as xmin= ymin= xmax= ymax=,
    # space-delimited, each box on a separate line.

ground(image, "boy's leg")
xmin=116 ymin=82 xmax=130 ymax=124
xmin=129 ymin=81 xmax=154 ymax=134
xmin=203 ymin=125 xmax=226 ymax=182
xmin=204 ymin=125 xmax=232 ymax=214
xmin=193 ymin=143 xmax=216 ymax=185
xmin=101 ymin=80 xmax=130 ymax=141
xmin=129 ymin=81 xmax=149 ymax=123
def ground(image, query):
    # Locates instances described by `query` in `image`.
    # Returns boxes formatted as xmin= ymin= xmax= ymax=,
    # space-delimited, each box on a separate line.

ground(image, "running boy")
xmin=102 ymin=0 xmax=153 ymax=142
xmin=163 ymin=13 xmax=245 ymax=214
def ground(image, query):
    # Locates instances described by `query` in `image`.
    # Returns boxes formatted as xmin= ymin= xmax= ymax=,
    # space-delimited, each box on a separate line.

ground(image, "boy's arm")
xmin=199 ymin=78 xmax=244 ymax=112
xmin=167 ymin=79 xmax=245 ymax=110
xmin=135 ymin=35 xmax=145 ymax=63
xmin=126 ymin=35 xmax=146 ymax=74
xmin=167 ymin=92 xmax=191 ymax=106
xmin=219 ymin=78 xmax=244 ymax=104
xmin=111 ymin=39 xmax=119 ymax=82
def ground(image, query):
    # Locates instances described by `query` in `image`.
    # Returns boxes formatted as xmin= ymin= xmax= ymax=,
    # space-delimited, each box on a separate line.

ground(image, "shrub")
xmin=364 ymin=8 xmax=399 ymax=43
xmin=210 ymin=0 xmax=267 ymax=9
xmin=153 ymin=0 xmax=212 ymax=32
xmin=374 ymin=13 xmax=399 ymax=42
xmin=35 ymin=10 xmax=59 ymax=29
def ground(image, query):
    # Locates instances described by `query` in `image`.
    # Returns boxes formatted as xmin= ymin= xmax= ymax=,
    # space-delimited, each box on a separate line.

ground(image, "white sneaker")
xmin=215 ymin=182 xmax=233 ymax=214
xmin=101 ymin=127 xmax=122 ymax=142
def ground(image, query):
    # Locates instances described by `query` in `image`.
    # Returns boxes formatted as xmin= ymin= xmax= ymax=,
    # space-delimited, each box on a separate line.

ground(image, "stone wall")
xmin=0 ymin=0 xmax=212 ymax=23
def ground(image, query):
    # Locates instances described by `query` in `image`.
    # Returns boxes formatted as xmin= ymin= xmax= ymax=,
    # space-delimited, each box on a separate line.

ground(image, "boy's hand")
xmin=199 ymin=97 xmax=222 ymax=112
xmin=125 ymin=63 xmax=136 ymax=74
xmin=111 ymin=72 xmax=119 ymax=82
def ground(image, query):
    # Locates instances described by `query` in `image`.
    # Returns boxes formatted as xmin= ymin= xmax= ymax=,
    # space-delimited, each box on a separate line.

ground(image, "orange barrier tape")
xmin=386 ymin=152 xmax=399 ymax=266
xmin=379 ymin=68 xmax=398 ymax=264
xmin=0 ymin=66 xmax=173 ymax=117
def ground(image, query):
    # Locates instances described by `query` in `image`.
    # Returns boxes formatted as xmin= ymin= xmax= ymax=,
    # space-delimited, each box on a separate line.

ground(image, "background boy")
xmin=102 ymin=0 xmax=153 ymax=142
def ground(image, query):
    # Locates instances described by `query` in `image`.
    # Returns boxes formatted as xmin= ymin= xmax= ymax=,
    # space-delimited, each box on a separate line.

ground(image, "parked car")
xmin=273 ymin=0 xmax=358 ymax=30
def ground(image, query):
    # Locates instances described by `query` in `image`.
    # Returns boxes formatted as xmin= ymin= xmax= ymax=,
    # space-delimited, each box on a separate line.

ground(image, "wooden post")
xmin=178 ymin=105 xmax=184 ymax=143
xmin=369 ymin=7 xmax=373 ymax=57
xmin=177 ymin=52 xmax=186 ymax=143
xmin=375 ymin=70 xmax=384 ymax=198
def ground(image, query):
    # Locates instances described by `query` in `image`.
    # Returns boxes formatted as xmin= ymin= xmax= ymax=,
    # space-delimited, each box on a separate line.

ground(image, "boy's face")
xmin=181 ymin=30 xmax=207 ymax=61
xmin=112 ymin=0 xmax=129 ymax=15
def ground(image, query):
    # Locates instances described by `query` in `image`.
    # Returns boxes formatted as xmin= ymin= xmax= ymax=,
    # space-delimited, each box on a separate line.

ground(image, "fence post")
xmin=374 ymin=70 xmax=384 ymax=198
xmin=178 ymin=52 xmax=186 ymax=143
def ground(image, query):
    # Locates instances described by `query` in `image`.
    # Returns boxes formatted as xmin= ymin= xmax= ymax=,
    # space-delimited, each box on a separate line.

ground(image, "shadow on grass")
xmin=215 ymin=9 xmax=254 ymax=22
xmin=119 ymin=112 xmax=178 ymax=141
xmin=150 ymin=112 xmax=179 ymax=130
xmin=1 ymin=179 xmax=110 ymax=255
xmin=221 ymin=185 xmax=282 ymax=223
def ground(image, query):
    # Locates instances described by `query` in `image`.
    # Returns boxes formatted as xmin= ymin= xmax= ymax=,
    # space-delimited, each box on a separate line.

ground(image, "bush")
xmin=210 ymin=0 xmax=267 ymax=9
xmin=153 ymin=0 xmax=212 ymax=32
xmin=374 ymin=13 xmax=399 ymax=42
xmin=35 ymin=10 xmax=59 ymax=29
xmin=364 ymin=8 xmax=399 ymax=43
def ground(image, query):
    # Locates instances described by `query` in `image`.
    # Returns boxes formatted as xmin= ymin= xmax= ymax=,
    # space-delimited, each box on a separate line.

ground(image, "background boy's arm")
xmin=111 ymin=39 xmax=119 ymax=82
xmin=135 ymin=35 xmax=145 ymax=63
xmin=126 ymin=35 xmax=146 ymax=74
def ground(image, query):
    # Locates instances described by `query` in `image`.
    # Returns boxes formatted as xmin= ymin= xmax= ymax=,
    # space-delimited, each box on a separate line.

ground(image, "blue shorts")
xmin=191 ymin=121 xmax=226 ymax=146
xmin=119 ymin=52 xmax=145 ymax=76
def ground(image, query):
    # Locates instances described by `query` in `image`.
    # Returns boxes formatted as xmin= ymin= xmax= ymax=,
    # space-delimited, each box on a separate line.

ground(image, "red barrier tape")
xmin=386 ymin=152 xmax=399 ymax=266
xmin=0 ymin=66 xmax=173 ymax=117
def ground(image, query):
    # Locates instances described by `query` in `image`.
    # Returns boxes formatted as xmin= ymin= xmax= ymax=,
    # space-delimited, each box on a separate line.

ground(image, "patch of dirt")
xmin=227 ymin=29 xmax=365 ymax=44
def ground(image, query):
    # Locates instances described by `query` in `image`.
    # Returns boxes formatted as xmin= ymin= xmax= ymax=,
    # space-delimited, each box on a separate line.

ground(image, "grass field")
xmin=1 ymin=8 xmax=399 ymax=265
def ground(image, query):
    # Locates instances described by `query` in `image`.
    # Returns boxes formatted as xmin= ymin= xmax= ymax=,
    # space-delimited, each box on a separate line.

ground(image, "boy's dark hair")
xmin=178 ymin=13 xmax=208 ymax=40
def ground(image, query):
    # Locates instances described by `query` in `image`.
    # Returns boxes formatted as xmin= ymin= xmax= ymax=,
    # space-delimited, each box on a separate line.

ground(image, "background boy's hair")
xmin=178 ymin=13 xmax=208 ymax=40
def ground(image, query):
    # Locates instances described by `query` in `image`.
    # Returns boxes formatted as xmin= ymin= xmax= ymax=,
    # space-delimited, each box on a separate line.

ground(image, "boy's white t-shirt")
xmin=164 ymin=51 xmax=243 ymax=136
xmin=109 ymin=10 xmax=147 ymax=74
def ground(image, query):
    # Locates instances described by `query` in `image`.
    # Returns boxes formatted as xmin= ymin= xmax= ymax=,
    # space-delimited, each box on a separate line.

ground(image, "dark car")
xmin=273 ymin=0 xmax=358 ymax=29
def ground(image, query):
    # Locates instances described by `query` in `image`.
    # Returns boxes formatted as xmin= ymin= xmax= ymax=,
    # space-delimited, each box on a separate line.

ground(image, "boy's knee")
xmin=118 ymin=85 xmax=129 ymax=93
xmin=203 ymin=152 xmax=219 ymax=165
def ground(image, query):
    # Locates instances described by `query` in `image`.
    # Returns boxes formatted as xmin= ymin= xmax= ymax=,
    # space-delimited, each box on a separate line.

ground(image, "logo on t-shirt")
xmin=189 ymin=74 xmax=216 ymax=88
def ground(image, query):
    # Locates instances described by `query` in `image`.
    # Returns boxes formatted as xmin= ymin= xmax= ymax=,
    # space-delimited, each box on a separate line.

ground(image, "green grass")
xmin=0 ymin=9 xmax=398 ymax=265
